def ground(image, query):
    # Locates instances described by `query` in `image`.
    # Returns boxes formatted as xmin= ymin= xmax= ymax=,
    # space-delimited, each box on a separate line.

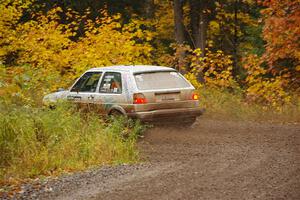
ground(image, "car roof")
xmin=87 ymin=65 xmax=177 ymax=73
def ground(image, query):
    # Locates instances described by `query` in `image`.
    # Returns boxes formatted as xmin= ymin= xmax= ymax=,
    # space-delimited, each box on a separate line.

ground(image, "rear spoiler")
xmin=133 ymin=70 xmax=177 ymax=75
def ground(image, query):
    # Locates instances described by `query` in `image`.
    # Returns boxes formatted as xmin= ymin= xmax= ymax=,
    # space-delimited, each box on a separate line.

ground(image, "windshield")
xmin=134 ymin=71 xmax=191 ymax=90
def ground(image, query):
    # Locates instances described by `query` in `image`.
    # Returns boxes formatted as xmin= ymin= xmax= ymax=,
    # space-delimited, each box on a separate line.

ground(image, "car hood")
xmin=43 ymin=91 xmax=69 ymax=103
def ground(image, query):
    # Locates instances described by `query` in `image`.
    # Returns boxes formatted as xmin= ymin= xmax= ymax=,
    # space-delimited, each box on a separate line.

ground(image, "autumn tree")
xmin=0 ymin=3 xmax=153 ymax=104
xmin=261 ymin=0 xmax=300 ymax=84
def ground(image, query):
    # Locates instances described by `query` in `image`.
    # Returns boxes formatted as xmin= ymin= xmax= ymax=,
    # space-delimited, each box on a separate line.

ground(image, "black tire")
xmin=109 ymin=109 xmax=123 ymax=117
xmin=109 ymin=110 xmax=126 ymax=121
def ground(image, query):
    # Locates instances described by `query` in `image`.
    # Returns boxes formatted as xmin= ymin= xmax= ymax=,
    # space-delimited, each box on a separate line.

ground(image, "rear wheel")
xmin=109 ymin=109 xmax=124 ymax=117
xmin=109 ymin=110 xmax=126 ymax=121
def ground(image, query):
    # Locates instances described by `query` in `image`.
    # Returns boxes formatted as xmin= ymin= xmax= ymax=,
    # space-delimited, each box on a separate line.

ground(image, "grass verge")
xmin=0 ymin=102 xmax=145 ymax=186
xmin=200 ymin=87 xmax=300 ymax=123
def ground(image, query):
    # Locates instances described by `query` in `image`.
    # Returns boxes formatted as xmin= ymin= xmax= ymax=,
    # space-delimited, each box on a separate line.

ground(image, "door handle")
xmin=88 ymin=95 xmax=94 ymax=100
xmin=73 ymin=96 xmax=82 ymax=99
xmin=67 ymin=95 xmax=74 ymax=100
xmin=67 ymin=95 xmax=81 ymax=101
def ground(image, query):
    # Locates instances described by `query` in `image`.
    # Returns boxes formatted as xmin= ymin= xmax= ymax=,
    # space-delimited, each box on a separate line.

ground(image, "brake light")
xmin=133 ymin=93 xmax=147 ymax=104
xmin=192 ymin=93 xmax=199 ymax=100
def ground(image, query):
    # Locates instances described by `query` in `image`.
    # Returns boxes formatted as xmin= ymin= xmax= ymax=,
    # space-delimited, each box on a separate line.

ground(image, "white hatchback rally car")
xmin=43 ymin=65 xmax=203 ymax=125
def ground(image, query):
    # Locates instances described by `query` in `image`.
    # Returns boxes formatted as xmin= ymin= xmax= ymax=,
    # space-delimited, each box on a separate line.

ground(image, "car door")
xmin=93 ymin=71 xmax=127 ymax=114
xmin=67 ymin=71 xmax=103 ymax=110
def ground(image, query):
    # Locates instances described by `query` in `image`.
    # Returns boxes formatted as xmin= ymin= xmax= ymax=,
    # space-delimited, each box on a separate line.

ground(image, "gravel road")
xmin=2 ymin=117 xmax=300 ymax=200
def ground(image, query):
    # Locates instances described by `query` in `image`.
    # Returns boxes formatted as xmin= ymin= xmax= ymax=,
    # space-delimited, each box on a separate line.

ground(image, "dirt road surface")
xmin=5 ymin=117 xmax=300 ymax=200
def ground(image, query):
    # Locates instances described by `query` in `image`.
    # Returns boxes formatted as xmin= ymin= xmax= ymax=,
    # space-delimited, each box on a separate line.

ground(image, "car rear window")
xmin=134 ymin=71 xmax=191 ymax=90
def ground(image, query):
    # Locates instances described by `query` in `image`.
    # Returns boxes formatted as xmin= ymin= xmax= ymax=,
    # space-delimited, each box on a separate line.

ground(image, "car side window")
xmin=99 ymin=72 xmax=122 ymax=94
xmin=71 ymin=72 xmax=102 ymax=92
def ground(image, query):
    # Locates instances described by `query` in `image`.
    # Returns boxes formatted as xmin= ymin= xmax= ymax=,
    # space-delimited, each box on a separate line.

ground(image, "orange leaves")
xmin=261 ymin=0 xmax=300 ymax=70
xmin=238 ymin=0 xmax=300 ymax=107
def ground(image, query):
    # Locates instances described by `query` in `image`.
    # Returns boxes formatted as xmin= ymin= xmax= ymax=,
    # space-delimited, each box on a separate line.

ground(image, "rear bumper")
xmin=127 ymin=107 xmax=204 ymax=122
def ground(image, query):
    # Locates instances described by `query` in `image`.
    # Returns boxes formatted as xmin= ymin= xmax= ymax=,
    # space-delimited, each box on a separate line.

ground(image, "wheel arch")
xmin=108 ymin=105 xmax=127 ymax=116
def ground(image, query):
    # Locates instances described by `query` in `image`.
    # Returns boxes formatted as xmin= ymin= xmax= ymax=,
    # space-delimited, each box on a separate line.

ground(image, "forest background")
xmin=0 ymin=0 xmax=299 ymax=109
xmin=0 ymin=0 xmax=299 ymax=187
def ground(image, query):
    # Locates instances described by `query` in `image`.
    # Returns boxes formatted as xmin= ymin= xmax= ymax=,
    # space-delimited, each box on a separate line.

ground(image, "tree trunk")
xmin=143 ymin=0 xmax=155 ymax=19
xmin=199 ymin=10 xmax=208 ymax=55
xmin=189 ymin=0 xmax=208 ymax=56
xmin=189 ymin=0 xmax=209 ymax=82
xmin=173 ymin=0 xmax=186 ymax=73
xmin=233 ymin=0 xmax=239 ymax=77
xmin=173 ymin=0 xmax=185 ymax=44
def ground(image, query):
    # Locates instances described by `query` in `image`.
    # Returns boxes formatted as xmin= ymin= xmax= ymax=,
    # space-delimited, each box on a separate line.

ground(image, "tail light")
xmin=133 ymin=93 xmax=147 ymax=104
xmin=192 ymin=93 xmax=199 ymax=100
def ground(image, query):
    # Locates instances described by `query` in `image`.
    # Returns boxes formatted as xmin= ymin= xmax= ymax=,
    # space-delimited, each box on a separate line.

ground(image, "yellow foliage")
xmin=0 ymin=0 xmax=33 ymax=57
xmin=243 ymin=54 xmax=291 ymax=108
xmin=0 ymin=6 xmax=154 ymax=104
xmin=153 ymin=1 xmax=174 ymax=41
xmin=186 ymin=48 xmax=237 ymax=89
xmin=184 ymin=72 xmax=203 ymax=89
xmin=70 ymin=15 xmax=153 ymax=77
